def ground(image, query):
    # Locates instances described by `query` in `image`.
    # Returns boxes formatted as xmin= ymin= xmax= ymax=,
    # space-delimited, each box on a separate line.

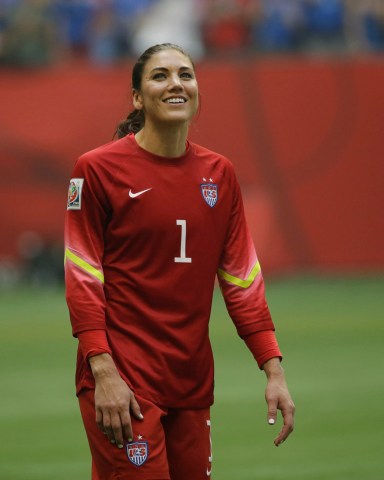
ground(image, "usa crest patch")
xmin=67 ymin=178 xmax=84 ymax=210
xmin=201 ymin=183 xmax=218 ymax=208
xmin=126 ymin=441 xmax=148 ymax=467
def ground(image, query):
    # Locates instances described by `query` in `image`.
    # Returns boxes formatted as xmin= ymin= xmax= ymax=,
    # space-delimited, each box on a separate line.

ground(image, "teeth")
xmin=166 ymin=98 xmax=185 ymax=103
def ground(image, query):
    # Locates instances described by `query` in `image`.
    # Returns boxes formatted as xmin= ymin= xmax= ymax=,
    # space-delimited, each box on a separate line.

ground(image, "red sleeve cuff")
xmin=243 ymin=330 xmax=282 ymax=369
xmin=77 ymin=329 xmax=112 ymax=361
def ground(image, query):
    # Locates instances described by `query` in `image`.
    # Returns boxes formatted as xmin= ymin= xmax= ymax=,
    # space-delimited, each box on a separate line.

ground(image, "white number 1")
xmin=174 ymin=219 xmax=192 ymax=263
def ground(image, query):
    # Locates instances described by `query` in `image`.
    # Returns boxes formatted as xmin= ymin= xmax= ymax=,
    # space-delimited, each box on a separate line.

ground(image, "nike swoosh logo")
xmin=129 ymin=188 xmax=152 ymax=198
xmin=206 ymin=468 xmax=211 ymax=477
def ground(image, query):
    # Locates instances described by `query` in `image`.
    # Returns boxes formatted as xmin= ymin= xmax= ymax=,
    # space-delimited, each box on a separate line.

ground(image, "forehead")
xmin=144 ymin=49 xmax=194 ymax=73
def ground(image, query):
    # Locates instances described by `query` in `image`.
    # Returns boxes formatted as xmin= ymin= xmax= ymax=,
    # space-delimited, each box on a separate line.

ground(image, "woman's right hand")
xmin=89 ymin=353 xmax=143 ymax=448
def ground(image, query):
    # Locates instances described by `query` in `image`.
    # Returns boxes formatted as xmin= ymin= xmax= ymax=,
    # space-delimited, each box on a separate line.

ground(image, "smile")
xmin=164 ymin=97 xmax=187 ymax=104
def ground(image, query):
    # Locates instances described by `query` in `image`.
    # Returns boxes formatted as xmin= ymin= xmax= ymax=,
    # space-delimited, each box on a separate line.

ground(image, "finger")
xmin=95 ymin=408 xmax=106 ymax=434
xmin=111 ymin=412 xmax=125 ymax=449
xmin=130 ymin=394 xmax=144 ymax=421
xmin=274 ymin=412 xmax=294 ymax=447
xmin=274 ymin=424 xmax=294 ymax=446
xmin=120 ymin=409 xmax=134 ymax=443
xmin=266 ymin=397 xmax=278 ymax=426
xmin=102 ymin=412 xmax=115 ymax=444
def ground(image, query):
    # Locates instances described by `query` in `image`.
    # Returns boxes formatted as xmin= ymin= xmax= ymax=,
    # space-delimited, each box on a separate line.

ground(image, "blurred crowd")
xmin=0 ymin=0 xmax=384 ymax=67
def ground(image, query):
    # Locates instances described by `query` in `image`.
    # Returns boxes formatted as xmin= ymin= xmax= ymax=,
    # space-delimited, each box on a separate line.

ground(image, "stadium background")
xmin=0 ymin=1 xmax=383 ymax=479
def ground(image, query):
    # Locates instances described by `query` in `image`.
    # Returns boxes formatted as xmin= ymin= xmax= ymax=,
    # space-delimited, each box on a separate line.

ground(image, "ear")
xmin=132 ymin=89 xmax=143 ymax=110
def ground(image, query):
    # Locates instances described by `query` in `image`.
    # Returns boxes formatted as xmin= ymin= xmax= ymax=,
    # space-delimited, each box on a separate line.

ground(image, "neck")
xmin=135 ymin=122 xmax=189 ymax=158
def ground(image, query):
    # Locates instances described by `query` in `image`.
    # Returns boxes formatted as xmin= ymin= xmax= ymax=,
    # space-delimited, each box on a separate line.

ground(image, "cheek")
xmin=141 ymin=84 xmax=162 ymax=108
xmin=191 ymin=100 xmax=199 ymax=117
xmin=142 ymin=94 xmax=161 ymax=113
xmin=189 ymin=85 xmax=199 ymax=112
xmin=191 ymin=92 xmax=199 ymax=115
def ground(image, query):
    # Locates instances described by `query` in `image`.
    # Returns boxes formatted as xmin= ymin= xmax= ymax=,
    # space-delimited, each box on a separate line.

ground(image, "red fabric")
xmin=2 ymin=60 xmax=384 ymax=272
xmin=77 ymin=330 xmax=112 ymax=361
xmin=204 ymin=20 xmax=250 ymax=49
xmin=78 ymin=389 xmax=211 ymax=480
xmin=204 ymin=0 xmax=252 ymax=49
xmin=65 ymin=134 xmax=276 ymax=407
xmin=244 ymin=330 xmax=282 ymax=369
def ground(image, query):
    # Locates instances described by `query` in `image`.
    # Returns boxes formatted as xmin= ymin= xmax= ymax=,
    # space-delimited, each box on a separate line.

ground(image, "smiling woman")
xmin=64 ymin=43 xmax=295 ymax=480
xmin=116 ymin=43 xmax=199 ymax=158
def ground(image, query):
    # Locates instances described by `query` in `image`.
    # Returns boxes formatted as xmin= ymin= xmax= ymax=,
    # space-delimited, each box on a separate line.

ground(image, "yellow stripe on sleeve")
xmin=217 ymin=261 xmax=261 ymax=289
xmin=64 ymin=248 xmax=104 ymax=284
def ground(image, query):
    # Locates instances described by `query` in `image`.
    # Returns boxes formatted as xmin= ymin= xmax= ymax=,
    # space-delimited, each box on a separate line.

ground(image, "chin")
xmin=162 ymin=114 xmax=193 ymax=124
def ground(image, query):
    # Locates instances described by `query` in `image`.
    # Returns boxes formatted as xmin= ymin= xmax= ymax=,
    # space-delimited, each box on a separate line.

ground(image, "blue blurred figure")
xmin=302 ymin=0 xmax=346 ymax=52
xmin=255 ymin=0 xmax=305 ymax=52
xmin=53 ymin=0 xmax=95 ymax=54
xmin=363 ymin=3 xmax=384 ymax=51
xmin=303 ymin=0 xmax=344 ymax=33
xmin=88 ymin=0 xmax=158 ymax=64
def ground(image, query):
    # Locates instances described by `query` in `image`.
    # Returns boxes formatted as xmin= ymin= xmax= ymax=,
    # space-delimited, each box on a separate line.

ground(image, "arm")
xmin=65 ymin=156 xmax=109 ymax=335
xmin=218 ymin=168 xmax=295 ymax=445
xmin=263 ymin=357 xmax=295 ymax=446
xmin=65 ymin=156 xmax=142 ymax=447
xmin=217 ymin=168 xmax=276 ymax=338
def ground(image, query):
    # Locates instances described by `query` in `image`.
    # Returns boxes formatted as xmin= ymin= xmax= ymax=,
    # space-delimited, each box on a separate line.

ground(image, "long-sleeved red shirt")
xmin=64 ymin=134 xmax=281 ymax=408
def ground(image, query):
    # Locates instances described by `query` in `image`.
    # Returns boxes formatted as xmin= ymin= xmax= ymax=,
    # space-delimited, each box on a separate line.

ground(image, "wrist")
xmin=263 ymin=357 xmax=285 ymax=379
xmin=89 ymin=353 xmax=119 ymax=380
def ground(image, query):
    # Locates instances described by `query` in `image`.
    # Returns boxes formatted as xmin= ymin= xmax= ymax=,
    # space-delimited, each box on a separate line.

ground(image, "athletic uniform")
xmin=65 ymin=134 xmax=281 ymax=479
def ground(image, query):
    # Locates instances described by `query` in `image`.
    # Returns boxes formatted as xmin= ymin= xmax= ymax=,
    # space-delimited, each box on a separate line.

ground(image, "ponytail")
xmin=115 ymin=109 xmax=144 ymax=139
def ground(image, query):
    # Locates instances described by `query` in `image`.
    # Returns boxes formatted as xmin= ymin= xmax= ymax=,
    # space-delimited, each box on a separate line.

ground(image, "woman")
xmin=64 ymin=43 xmax=295 ymax=480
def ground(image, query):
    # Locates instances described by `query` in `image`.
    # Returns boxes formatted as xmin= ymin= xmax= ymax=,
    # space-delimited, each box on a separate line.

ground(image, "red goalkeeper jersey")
xmin=64 ymin=134 xmax=280 ymax=408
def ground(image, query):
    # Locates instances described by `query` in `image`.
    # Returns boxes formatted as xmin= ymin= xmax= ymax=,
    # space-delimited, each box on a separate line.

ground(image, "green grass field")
xmin=0 ymin=276 xmax=383 ymax=479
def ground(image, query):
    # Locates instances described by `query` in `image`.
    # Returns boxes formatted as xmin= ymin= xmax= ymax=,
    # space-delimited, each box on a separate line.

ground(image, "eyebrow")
xmin=149 ymin=66 xmax=193 ymax=73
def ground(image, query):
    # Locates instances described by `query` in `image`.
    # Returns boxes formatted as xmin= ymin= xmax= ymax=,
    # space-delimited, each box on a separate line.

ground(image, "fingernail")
xmin=268 ymin=419 xmax=275 ymax=425
xmin=128 ymin=437 xmax=133 ymax=442
xmin=111 ymin=439 xmax=115 ymax=444
xmin=139 ymin=413 xmax=144 ymax=420
xmin=117 ymin=444 xmax=124 ymax=449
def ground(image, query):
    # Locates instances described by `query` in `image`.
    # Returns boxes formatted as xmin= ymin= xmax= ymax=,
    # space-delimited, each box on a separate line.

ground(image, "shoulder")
xmin=190 ymin=141 xmax=235 ymax=171
xmin=189 ymin=141 xmax=238 ymax=186
xmin=77 ymin=136 xmax=132 ymax=171
xmin=70 ymin=137 xmax=135 ymax=186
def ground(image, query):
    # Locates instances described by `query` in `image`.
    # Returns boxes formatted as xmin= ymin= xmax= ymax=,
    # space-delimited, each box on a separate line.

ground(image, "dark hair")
xmin=115 ymin=43 xmax=195 ymax=139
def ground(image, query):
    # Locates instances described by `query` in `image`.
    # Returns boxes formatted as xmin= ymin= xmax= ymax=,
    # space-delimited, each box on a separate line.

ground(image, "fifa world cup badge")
xmin=67 ymin=178 xmax=84 ymax=210
xmin=201 ymin=183 xmax=218 ymax=207
xmin=126 ymin=441 xmax=149 ymax=467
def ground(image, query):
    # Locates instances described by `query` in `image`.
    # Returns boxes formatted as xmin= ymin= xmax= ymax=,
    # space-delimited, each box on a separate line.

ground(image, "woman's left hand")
xmin=263 ymin=357 xmax=295 ymax=447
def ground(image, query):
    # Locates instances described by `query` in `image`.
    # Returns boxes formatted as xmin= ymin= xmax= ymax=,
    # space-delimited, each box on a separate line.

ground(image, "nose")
xmin=168 ymin=73 xmax=183 ymax=90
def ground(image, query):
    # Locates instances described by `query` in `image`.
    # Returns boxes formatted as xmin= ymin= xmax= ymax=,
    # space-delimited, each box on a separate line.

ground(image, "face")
xmin=132 ymin=49 xmax=199 ymax=128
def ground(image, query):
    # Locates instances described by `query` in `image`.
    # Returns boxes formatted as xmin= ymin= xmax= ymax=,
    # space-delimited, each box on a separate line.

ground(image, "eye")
xmin=152 ymin=72 xmax=167 ymax=80
xmin=180 ymin=72 xmax=194 ymax=79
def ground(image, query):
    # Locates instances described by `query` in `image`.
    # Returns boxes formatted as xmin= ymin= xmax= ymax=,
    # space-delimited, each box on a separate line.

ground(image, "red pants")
xmin=79 ymin=389 xmax=212 ymax=480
